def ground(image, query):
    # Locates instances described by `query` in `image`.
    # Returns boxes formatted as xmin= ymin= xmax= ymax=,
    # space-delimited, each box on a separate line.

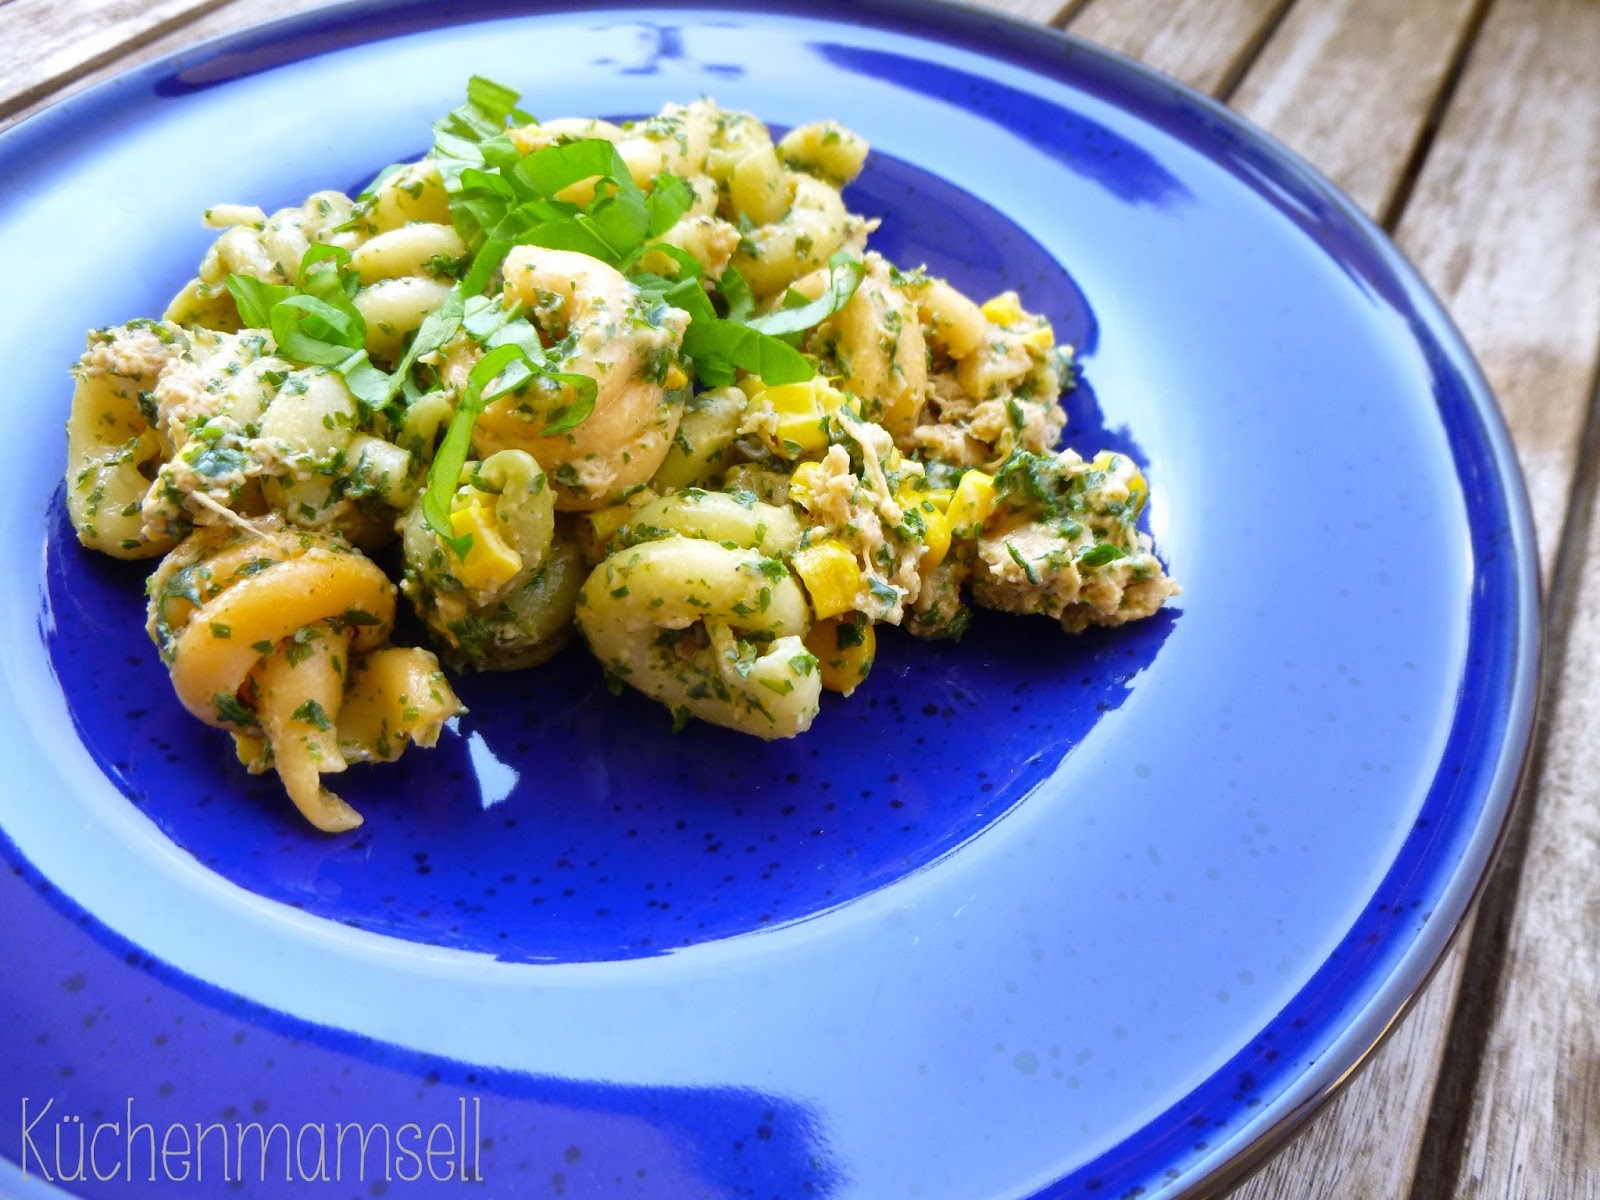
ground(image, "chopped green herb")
xmin=212 ymin=693 xmax=255 ymax=727
xmin=290 ymin=699 xmax=333 ymax=731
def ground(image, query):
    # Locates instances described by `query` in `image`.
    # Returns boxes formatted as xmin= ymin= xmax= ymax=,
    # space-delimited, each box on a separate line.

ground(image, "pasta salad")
xmin=63 ymin=78 xmax=1179 ymax=831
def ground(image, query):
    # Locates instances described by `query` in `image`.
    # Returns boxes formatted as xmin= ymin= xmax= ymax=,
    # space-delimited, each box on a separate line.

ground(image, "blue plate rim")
xmin=0 ymin=1 xmax=1542 ymax=1197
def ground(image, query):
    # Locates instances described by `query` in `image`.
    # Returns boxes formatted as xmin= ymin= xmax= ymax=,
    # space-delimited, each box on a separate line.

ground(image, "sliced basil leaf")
xmin=408 ymin=288 xmax=466 ymax=361
xmin=466 ymin=75 xmax=522 ymax=123
xmin=371 ymin=287 xmax=463 ymax=413
xmin=523 ymin=215 xmax=626 ymax=264
xmin=461 ymin=238 xmax=512 ymax=297
xmin=432 ymin=128 xmax=489 ymax=192
xmin=1077 ymin=542 xmax=1127 ymax=568
xmin=422 ymin=342 xmax=528 ymax=547
xmin=462 ymin=294 xmax=518 ymax=341
xmin=297 ymin=243 xmax=359 ymax=305
xmin=337 ymin=351 xmax=392 ymax=414
xmin=483 ymin=315 xmax=546 ymax=363
xmin=683 ymin=320 xmax=813 ymax=386
xmin=646 ymin=174 xmax=695 ymax=237
xmin=744 ymin=251 xmax=864 ymax=337
xmin=629 ymin=243 xmax=705 ymax=290
xmin=271 ymin=295 xmax=365 ymax=365
xmin=224 ymin=276 xmax=294 ymax=329
xmin=583 ymin=184 xmax=650 ymax=261
xmin=479 ymin=134 xmax=524 ymax=174
xmin=539 ymin=369 xmax=599 ymax=435
xmin=513 ymin=139 xmax=631 ymax=200
xmin=660 ymin=275 xmax=717 ymax=324
xmin=717 ymin=264 xmax=755 ymax=323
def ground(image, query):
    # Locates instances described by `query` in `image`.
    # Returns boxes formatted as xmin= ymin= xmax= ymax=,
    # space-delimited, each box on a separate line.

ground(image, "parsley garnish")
xmin=212 ymin=693 xmax=255 ymax=728
xmin=290 ymin=699 xmax=333 ymax=731
xmin=1077 ymin=543 xmax=1127 ymax=569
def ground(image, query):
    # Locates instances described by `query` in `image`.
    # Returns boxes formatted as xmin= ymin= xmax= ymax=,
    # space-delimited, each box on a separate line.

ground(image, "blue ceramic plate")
xmin=0 ymin=3 xmax=1537 ymax=1197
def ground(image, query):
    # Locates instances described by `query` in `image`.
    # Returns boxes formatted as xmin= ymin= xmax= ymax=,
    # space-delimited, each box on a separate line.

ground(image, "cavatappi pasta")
xmin=63 ymin=79 xmax=1179 ymax=830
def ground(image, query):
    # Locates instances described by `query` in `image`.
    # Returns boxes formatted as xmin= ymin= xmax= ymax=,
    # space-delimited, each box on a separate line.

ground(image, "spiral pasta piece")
xmin=801 ymin=253 xmax=928 ymax=440
xmin=730 ymin=173 xmax=869 ymax=301
xmin=65 ymin=321 xmax=182 ymax=559
xmin=576 ymin=538 xmax=821 ymax=738
xmin=146 ymin=518 xmax=457 ymax=830
xmin=164 ymin=545 xmax=394 ymax=723
xmin=595 ymin=489 xmax=803 ymax=560
xmin=466 ymin=248 xmax=690 ymax=509
xmin=251 ymin=626 xmax=361 ymax=831
xmin=165 ymin=192 xmax=360 ymax=330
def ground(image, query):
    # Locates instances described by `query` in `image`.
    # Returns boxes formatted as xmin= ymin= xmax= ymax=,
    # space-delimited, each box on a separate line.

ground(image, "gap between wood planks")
xmin=1407 ymin=359 xmax=1600 ymax=1200
xmin=1377 ymin=0 xmax=1496 ymax=230
xmin=1212 ymin=2 xmax=1298 ymax=102
xmin=1047 ymin=2 xmax=1571 ymax=1198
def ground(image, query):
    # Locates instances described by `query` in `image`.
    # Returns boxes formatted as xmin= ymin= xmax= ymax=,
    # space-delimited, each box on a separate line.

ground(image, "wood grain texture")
xmin=0 ymin=0 xmax=328 ymax=131
xmin=1394 ymin=0 xmax=1600 ymax=582
xmin=0 ymin=0 xmax=232 ymax=122
xmin=1233 ymin=0 xmax=1600 ymax=1195
xmin=1446 ymin=448 xmax=1600 ymax=1198
xmin=1066 ymin=0 xmax=1292 ymax=95
xmin=1228 ymin=0 xmax=1486 ymax=219
xmin=1399 ymin=1 xmax=1600 ymax=1190
xmin=1228 ymin=951 xmax=1471 ymax=1200
xmin=965 ymin=0 xmax=1083 ymax=24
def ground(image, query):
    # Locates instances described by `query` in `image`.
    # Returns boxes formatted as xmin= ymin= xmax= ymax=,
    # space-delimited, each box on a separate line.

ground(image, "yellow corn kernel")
xmin=578 ymin=489 xmax=658 ymax=562
xmin=981 ymin=292 xmax=1025 ymax=327
xmin=919 ymin=504 xmax=951 ymax=572
xmin=792 ymin=538 xmax=862 ymax=620
xmin=664 ymin=364 xmax=689 ymax=390
xmin=775 ymin=411 xmax=830 ymax=457
xmin=805 ymin=616 xmax=876 ymax=696
xmin=762 ymin=380 xmax=820 ymax=416
xmin=232 ymin=730 xmax=267 ymax=768
xmin=449 ymin=498 xmax=523 ymax=592
xmin=789 ymin=461 xmax=828 ymax=508
xmin=1127 ymin=470 xmax=1148 ymax=513
xmin=1023 ymin=326 xmax=1055 ymax=352
xmin=762 ymin=378 xmax=848 ymax=416
xmin=946 ymin=470 xmax=997 ymax=535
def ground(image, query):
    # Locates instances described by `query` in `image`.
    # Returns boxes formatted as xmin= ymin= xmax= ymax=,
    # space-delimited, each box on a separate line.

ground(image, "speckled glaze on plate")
xmin=0 ymin=3 xmax=1537 ymax=1198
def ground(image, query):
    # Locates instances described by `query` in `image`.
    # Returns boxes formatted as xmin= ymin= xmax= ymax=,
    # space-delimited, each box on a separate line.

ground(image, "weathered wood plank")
xmin=1394 ymin=0 xmax=1600 ymax=583
xmin=965 ymin=0 xmax=1085 ymax=25
xmin=0 ymin=0 xmax=233 ymax=123
xmin=1229 ymin=953 xmax=1470 ymax=1200
xmin=1403 ymin=0 xmax=1600 ymax=1186
xmin=0 ymin=0 xmax=329 ymax=132
xmin=1066 ymin=0 xmax=1293 ymax=96
xmin=1228 ymin=0 xmax=1487 ymax=219
xmin=1445 ymin=449 xmax=1600 ymax=1196
xmin=1235 ymin=0 xmax=1600 ymax=1196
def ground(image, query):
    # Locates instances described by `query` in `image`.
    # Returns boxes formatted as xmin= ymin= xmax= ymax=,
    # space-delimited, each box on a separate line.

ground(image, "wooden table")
xmin=3 ymin=0 xmax=1595 ymax=1196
